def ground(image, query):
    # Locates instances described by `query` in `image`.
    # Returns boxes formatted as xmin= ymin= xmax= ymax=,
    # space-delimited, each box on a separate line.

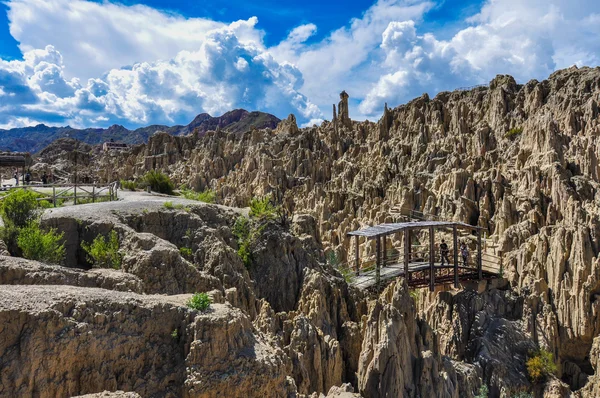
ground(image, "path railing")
xmin=0 ymin=181 xmax=119 ymax=207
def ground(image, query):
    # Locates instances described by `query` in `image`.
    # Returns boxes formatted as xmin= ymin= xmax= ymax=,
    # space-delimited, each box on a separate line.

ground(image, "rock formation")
xmin=5 ymin=65 xmax=600 ymax=396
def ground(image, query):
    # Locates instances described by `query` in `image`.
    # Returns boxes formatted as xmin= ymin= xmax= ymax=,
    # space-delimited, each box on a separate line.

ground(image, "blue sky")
xmin=0 ymin=0 xmax=599 ymax=130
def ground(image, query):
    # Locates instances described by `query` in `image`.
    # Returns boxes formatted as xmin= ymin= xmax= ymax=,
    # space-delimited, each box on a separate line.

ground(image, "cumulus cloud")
xmin=0 ymin=24 xmax=322 ymax=128
xmin=2 ymin=0 xmax=600 ymax=129
xmin=359 ymin=0 xmax=600 ymax=115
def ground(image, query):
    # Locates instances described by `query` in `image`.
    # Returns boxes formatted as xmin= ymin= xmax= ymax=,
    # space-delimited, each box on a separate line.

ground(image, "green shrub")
xmin=249 ymin=197 xmax=279 ymax=220
xmin=510 ymin=392 xmax=533 ymax=398
xmin=180 ymin=247 xmax=192 ymax=259
xmin=1 ymin=190 xmax=40 ymax=227
xmin=17 ymin=221 xmax=65 ymax=264
xmin=474 ymin=384 xmax=488 ymax=398
xmin=171 ymin=328 xmax=179 ymax=341
xmin=163 ymin=201 xmax=174 ymax=209
xmin=120 ymin=180 xmax=138 ymax=191
xmin=233 ymin=216 xmax=253 ymax=267
xmin=526 ymin=349 xmax=557 ymax=383
xmin=181 ymin=188 xmax=216 ymax=203
xmin=505 ymin=127 xmax=523 ymax=139
xmin=81 ymin=230 xmax=122 ymax=269
xmin=143 ymin=170 xmax=174 ymax=194
xmin=187 ymin=292 xmax=212 ymax=311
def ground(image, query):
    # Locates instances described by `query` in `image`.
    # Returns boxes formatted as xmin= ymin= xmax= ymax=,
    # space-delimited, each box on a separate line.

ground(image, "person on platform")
xmin=41 ymin=173 xmax=48 ymax=185
xmin=440 ymin=239 xmax=450 ymax=266
xmin=460 ymin=242 xmax=469 ymax=266
xmin=13 ymin=170 xmax=18 ymax=186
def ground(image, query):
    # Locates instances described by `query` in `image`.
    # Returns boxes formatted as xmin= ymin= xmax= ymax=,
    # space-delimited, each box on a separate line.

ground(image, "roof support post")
xmin=382 ymin=234 xmax=387 ymax=268
xmin=477 ymin=228 xmax=482 ymax=281
xmin=429 ymin=226 xmax=435 ymax=292
xmin=453 ymin=224 xmax=459 ymax=288
xmin=376 ymin=236 xmax=381 ymax=288
xmin=355 ymin=235 xmax=360 ymax=276
xmin=404 ymin=229 xmax=409 ymax=282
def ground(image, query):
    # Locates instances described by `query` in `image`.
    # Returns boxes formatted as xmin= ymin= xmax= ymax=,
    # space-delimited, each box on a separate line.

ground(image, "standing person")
xmin=41 ymin=172 xmax=48 ymax=185
xmin=13 ymin=170 xmax=18 ymax=186
xmin=440 ymin=239 xmax=450 ymax=266
xmin=460 ymin=242 xmax=469 ymax=266
xmin=25 ymin=171 xmax=31 ymax=185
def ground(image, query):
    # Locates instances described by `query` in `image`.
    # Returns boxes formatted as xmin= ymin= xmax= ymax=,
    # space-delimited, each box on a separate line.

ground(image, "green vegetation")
xmin=171 ymin=328 xmax=179 ymax=341
xmin=17 ymin=221 xmax=65 ymax=264
xmin=0 ymin=190 xmax=66 ymax=260
xmin=76 ymin=196 xmax=112 ymax=205
xmin=143 ymin=170 xmax=174 ymax=194
xmin=505 ymin=127 xmax=523 ymax=139
xmin=249 ymin=197 xmax=279 ymax=220
xmin=233 ymin=216 xmax=253 ymax=267
xmin=81 ymin=230 xmax=122 ymax=269
xmin=409 ymin=290 xmax=420 ymax=305
xmin=1 ymin=189 xmax=40 ymax=228
xmin=187 ymin=292 xmax=212 ymax=311
xmin=181 ymin=187 xmax=216 ymax=204
xmin=526 ymin=349 xmax=557 ymax=383
xmin=179 ymin=247 xmax=193 ymax=259
xmin=474 ymin=384 xmax=488 ymax=398
xmin=120 ymin=180 xmax=138 ymax=191
xmin=163 ymin=201 xmax=174 ymax=209
xmin=510 ymin=392 xmax=533 ymax=398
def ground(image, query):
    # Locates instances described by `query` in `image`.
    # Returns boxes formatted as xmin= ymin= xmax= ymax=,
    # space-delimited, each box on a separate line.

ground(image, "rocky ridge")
xmin=86 ymin=66 xmax=600 ymax=395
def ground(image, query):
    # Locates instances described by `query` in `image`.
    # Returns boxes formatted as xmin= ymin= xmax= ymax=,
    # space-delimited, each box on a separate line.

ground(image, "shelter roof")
xmin=347 ymin=220 xmax=481 ymax=238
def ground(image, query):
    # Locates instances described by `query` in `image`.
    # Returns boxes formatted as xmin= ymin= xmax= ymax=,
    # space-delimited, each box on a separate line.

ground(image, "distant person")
xmin=25 ymin=171 xmax=31 ymax=185
xmin=440 ymin=239 xmax=450 ymax=266
xmin=14 ymin=171 xmax=18 ymax=186
xmin=460 ymin=242 xmax=469 ymax=266
xmin=41 ymin=173 xmax=48 ymax=185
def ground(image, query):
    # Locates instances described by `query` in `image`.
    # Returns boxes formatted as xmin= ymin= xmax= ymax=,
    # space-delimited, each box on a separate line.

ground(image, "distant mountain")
xmin=0 ymin=109 xmax=280 ymax=153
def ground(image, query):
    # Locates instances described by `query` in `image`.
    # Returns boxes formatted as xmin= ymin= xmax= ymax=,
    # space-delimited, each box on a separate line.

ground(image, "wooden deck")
xmin=351 ymin=261 xmax=499 ymax=289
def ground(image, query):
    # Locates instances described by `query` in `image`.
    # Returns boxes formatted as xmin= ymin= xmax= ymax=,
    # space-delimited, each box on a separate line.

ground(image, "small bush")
xmin=181 ymin=188 xmax=216 ymax=204
xmin=120 ymin=180 xmax=138 ymax=191
xmin=249 ymin=197 xmax=279 ymax=220
xmin=81 ymin=230 xmax=122 ymax=269
xmin=505 ymin=127 xmax=523 ymax=139
xmin=187 ymin=292 xmax=212 ymax=311
xmin=510 ymin=392 xmax=533 ymax=398
xmin=143 ymin=170 xmax=174 ymax=194
xmin=171 ymin=328 xmax=179 ymax=341
xmin=17 ymin=221 xmax=65 ymax=264
xmin=526 ymin=349 xmax=557 ymax=383
xmin=233 ymin=216 xmax=253 ymax=267
xmin=180 ymin=247 xmax=192 ymax=259
xmin=163 ymin=201 xmax=174 ymax=209
xmin=1 ymin=190 xmax=40 ymax=227
xmin=474 ymin=384 xmax=488 ymax=398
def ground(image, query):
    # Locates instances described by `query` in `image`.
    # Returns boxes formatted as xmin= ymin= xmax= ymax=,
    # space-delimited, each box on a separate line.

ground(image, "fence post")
xmin=453 ymin=224 xmax=459 ymax=288
xmin=355 ymin=235 xmax=360 ymax=276
xmin=477 ymin=229 xmax=482 ymax=281
xmin=375 ymin=236 xmax=381 ymax=289
xmin=429 ymin=226 xmax=435 ymax=292
xmin=53 ymin=186 xmax=56 ymax=208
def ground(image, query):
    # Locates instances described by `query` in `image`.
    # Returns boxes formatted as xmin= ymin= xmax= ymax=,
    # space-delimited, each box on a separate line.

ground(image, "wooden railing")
xmin=0 ymin=182 xmax=119 ymax=207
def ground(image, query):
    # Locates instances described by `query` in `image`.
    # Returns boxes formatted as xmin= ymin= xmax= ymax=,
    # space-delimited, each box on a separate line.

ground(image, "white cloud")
xmin=358 ymin=0 xmax=600 ymax=116
xmin=7 ymin=0 xmax=258 ymax=81
xmin=2 ymin=0 xmax=600 ymax=129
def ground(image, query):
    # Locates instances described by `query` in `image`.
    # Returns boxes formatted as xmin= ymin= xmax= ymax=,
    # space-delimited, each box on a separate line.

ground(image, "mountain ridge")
xmin=0 ymin=109 xmax=280 ymax=153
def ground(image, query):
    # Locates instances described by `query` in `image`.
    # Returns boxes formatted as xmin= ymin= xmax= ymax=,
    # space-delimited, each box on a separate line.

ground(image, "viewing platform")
xmin=346 ymin=220 xmax=502 ymax=291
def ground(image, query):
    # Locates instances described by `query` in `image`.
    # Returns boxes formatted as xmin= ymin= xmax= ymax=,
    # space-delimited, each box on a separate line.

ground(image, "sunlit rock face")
xmin=10 ymin=65 xmax=600 ymax=396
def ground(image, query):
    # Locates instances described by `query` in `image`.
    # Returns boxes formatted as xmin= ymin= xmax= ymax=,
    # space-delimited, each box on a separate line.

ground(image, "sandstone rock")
xmin=0 ymin=285 xmax=290 ymax=398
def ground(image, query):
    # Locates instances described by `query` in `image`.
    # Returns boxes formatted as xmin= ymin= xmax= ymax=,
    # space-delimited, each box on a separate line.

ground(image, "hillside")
xmin=0 ymin=109 xmax=280 ymax=153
